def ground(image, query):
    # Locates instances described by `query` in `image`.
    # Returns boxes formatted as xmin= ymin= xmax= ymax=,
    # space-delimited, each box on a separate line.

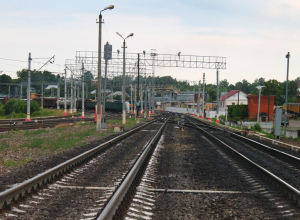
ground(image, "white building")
xmin=219 ymin=90 xmax=248 ymax=111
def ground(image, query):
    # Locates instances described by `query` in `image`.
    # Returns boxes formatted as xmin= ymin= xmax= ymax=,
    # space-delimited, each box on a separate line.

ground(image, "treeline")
xmin=1 ymin=69 xmax=299 ymax=106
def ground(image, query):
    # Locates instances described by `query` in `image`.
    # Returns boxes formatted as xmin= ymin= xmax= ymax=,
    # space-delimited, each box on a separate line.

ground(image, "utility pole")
xmin=96 ymin=13 xmax=103 ymax=130
xmin=140 ymin=84 xmax=143 ymax=114
xmin=137 ymin=53 xmax=140 ymax=117
xmin=70 ymin=73 xmax=73 ymax=114
xmin=186 ymin=88 xmax=189 ymax=114
xmin=122 ymin=39 xmax=126 ymax=124
xmin=216 ymin=69 xmax=220 ymax=122
xmin=103 ymin=42 xmax=111 ymax=128
xmin=81 ymin=63 xmax=85 ymax=118
xmin=25 ymin=53 xmax=32 ymax=121
xmin=130 ymin=84 xmax=133 ymax=114
xmin=284 ymin=52 xmax=290 ymax=137
xmin=57 ymin=79 xmax=60 ymax=109
xmin=193 ymin=84 xmax=195 ymax=115
xmin=41 ymin=83 xmax=43 ymax=108
xmin=64 ymin=67 xmax=67 ymax=116
xmin=134 ymin=84 xmax=137 ymax=118
xmin=197 ymin=80 xmax=201 ymax=118
xmin=202 ymin=73 xmax=205 ymax=118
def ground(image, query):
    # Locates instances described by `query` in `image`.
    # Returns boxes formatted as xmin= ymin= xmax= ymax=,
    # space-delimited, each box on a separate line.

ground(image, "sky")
xmin=0 ymin=0 xmax=299 ymax=85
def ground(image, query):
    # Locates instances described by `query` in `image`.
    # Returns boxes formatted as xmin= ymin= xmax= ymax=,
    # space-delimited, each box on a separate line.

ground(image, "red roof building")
xmin=219 ymin=90 xmax=248 ymax=111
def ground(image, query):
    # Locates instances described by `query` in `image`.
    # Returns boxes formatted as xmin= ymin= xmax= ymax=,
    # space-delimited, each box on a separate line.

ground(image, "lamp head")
xmin=143 ymin=50 xmax=146 ymax=55
xmin=127 ymin=33 xmax=134 ymax=38
xmin=178 ymin=52 xmax=181 ymax=56
xmin=117 ymin=49 xmax=120 ymax=54
xmin=103 ymin=5 xmax=114 ymax=10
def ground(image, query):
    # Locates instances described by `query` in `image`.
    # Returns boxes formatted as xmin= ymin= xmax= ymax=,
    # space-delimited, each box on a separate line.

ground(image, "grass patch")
xmin=0 ymin=158 xmax=33 ymax=167
xmin=0 ymin=108 xmax=80 ymax=119
xmin=0 ymin=116 xmax=147 ymax=169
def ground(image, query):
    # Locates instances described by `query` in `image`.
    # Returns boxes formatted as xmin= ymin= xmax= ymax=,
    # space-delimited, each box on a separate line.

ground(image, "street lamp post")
xmin=116 ymin=32 xmax=134 ymax=125
xmin=256 ymin=85 xmax=265 ymax=123
xmin=96 ymin=5 xmax=114 ymax=131
xmin=284 ymin=52 xmax=290 ymax=137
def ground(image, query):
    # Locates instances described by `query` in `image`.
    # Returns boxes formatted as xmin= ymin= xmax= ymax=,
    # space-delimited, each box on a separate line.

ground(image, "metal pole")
xmin=148 ymin=87 xmax=151 ymax=116
xmin=284 ymin=52 xmax=290 ymax=137
xmin=193 ymin=84 xmax=195 ymax=115
xmin=122 ymin=39 xmax=126 ymax=124
xmin=70 ymin=73 xmax=73 ymax=114
xmin=144 ymin=76 xmax=147 ymax=117
xmin=225 ymin=89 xmax=228 ymax=121
xmin=57 ymin=81 xmax=60 ymax=109
xmin=140 ymin=85 xmax=143 ymax=113
xmin=103 ymin=42 xmax=109 ymax=126
xmin=137 ymin=53 xmax=140 ymax=117
xmin=134 ymin=84 xmax=137 ymax=118
xmin=186 ymin=89 xmax=189 ymax=114
xmin=81 ymin=63 xmax=85 ymax=118
xmin=257 ymin=88 xmax=261 ymax=123
xmin=148 ymin=84 xmax=151 ymax=116
xmin=130 ymin=84 xmax=133 ymax=113
xmin=64 ymin=67 xmax=67 ymax=116
xmin=96 ymin=13 xmax=103 ymax=130
xmin=26 ymin=53 xmax=32 ymax=121
xmin=197 ymin=80 xmax=201 ymax=118
xmin=268 ymin=88 xmax=270 ymax=122
xmin=216 ymin=69 xmax=219 ymax=122
xmin=74 ymin=82 xmax=77 ymax=113
xmin=202 ymin=73 xmax=205 ymax=118
xmin=41 ymin=83 xmax=43 ymax=108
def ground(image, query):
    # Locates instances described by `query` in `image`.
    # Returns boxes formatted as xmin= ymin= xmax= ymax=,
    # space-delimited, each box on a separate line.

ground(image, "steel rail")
xmin=0 ymin=118 xmax=158 ymax=209
xmin=0 ymin=118 xmax=95 ymax=132
xmin=187 ymin=118 xmax=300 ymax=205
xmin=188 ymin=116 xmax=300 ymax=165
xmin=98 ymin=117 xmax=169 ymax=220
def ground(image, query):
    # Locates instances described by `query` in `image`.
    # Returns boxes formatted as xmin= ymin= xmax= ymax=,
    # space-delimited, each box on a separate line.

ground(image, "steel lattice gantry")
xmin=75 ymin=51 xmax=226 ymax=69
xmin=68 ymin=50 xmax=226 ymax=116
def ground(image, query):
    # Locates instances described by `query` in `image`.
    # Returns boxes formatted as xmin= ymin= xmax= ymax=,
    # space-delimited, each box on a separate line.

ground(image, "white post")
xmin=25 ymin=53 xmax=32 ymax=121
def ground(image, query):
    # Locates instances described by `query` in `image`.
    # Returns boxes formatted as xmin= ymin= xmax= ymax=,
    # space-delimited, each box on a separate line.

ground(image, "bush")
xmin=228 ymin=104 xmax=248 ymax=118
xmin=0 ymin=102 xmax=5 ymax=116
xmin=7 ymin=112 xmax=27 ymax=118
xmin=3 ymin=99 xmax=41 ymax=115
xmin=254 ymin=123 xmax=262 ymax=131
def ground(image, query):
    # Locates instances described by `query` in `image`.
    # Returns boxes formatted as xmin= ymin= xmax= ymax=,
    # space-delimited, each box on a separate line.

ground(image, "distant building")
xmin=219 ymin=90 xmax=248 ymax=111
xmin=248 ymin=94 xmax=275 ymax=121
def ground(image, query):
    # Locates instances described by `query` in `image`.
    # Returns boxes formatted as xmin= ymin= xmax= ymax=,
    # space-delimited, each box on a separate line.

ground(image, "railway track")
xmin=0 ymin=112 xmax=123 ymax=132
xmin=3 ymin=112 xmax=300 ymax=218
xmin=187 ymin=116 xmax=300 ymax=207
xmin=0 ymin=114 xmax=169 ymax=219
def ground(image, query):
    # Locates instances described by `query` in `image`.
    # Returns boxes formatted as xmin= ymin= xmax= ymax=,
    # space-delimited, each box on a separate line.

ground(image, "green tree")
xmin=261 ymin=79 xmax=283 ymax=105
xmin=0 ymin=74 xmax=12 ymax=94
xmin=220 ymin=79 xmax=229 ymax=88
xmin=254 ymin=77 xmax=265 ymax=86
